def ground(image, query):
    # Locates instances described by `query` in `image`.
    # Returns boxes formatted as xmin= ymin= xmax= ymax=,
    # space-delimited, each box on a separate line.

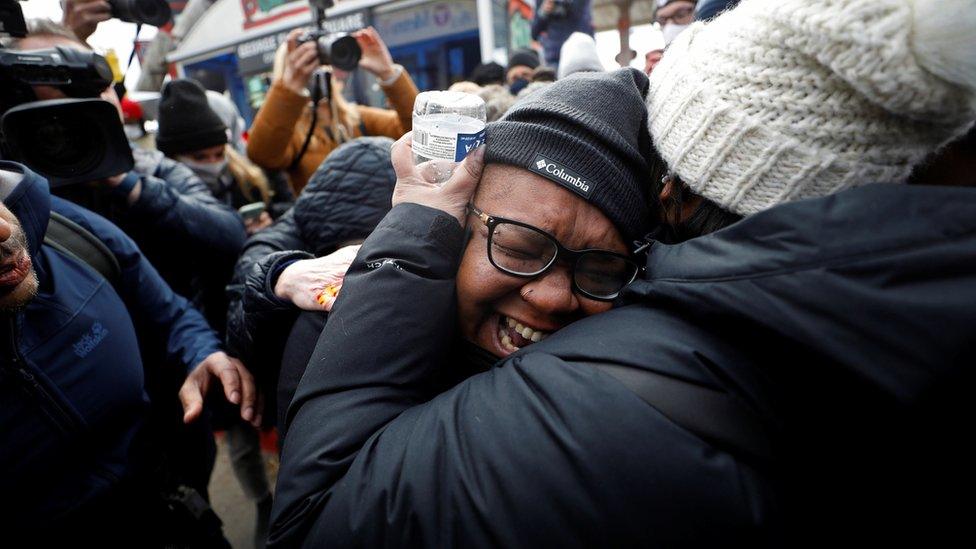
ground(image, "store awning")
xmin=592 ymin=0 xmax=656 ymax=32
xmin=168 ymin=0 xmax=390 ymax=64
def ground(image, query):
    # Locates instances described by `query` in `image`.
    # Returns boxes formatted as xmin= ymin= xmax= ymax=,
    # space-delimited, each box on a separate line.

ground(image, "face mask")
xmin=662 ymin=23 xmax=690 ymax=46
xmin=179 ymin=157 xmax=228 ymax=187
xmin=510 ymin=77 xmax=529 ymax=95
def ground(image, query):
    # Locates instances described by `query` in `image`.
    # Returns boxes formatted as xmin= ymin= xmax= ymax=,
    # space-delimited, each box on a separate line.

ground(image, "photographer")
xmin=10 ymin=21 xmax=247 ymax=331
xmin=531 ymin=0 xmax=594 ymax=69
xmin=246 ymin=26 xmax=418 ymax=192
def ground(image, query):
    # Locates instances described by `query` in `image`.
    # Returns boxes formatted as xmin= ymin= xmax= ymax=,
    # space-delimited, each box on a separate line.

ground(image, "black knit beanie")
xmin=506 ymin=48 xmax=540 ymax=73
xmin=156 ymin=79 xmax=227 ymax=156
xmin=485 ymin=68 xmax=653 ymax=243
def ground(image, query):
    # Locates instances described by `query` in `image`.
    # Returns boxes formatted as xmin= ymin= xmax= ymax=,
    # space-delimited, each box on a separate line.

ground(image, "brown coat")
xmin=246 ymin=69 xmax=418 ymax=192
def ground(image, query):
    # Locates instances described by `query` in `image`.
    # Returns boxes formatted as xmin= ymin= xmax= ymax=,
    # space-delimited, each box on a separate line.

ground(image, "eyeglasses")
xmin=468 ymin=204 xmax=642 ymax=301
xmin=656 ymin=4 xmax=695 ymax=25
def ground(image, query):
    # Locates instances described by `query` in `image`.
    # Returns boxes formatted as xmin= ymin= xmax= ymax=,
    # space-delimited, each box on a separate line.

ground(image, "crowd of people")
xmin=2 ymin=0 xmax=975 ymax=547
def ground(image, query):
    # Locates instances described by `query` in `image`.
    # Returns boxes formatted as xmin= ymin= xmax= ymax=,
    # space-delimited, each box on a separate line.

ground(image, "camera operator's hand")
xmin=390 ymin=132 xmax=485 ymax=228
xmin=99 ymin=173 xmax=141 ymax=205
xmin=282 ymin=28 xmax=320 ymax=96
xmin=62 ymin=0 xmax=112 ymax=42
xmin=180 ymin=351 xmax=262 ymax=427
xmin=353 ymin=26 xmax=397 ymax=82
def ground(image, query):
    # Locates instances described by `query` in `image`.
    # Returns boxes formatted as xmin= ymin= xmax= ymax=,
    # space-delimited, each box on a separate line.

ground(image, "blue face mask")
xmin=509 ymin=77 xmax=530 ymax=95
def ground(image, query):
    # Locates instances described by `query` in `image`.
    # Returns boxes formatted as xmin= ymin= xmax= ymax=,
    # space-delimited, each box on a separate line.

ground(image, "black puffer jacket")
xmin=225 ymin=137 xmax=396 ymax=390
xmin=271 ymin=184 xmax=976 ymax=548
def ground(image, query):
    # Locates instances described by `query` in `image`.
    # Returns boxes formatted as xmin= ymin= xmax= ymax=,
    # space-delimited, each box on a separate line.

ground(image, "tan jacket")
xmin=246 ymin=69 xmax=418 ymax=192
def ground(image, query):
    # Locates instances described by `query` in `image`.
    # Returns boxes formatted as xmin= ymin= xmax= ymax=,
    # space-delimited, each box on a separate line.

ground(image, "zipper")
xmin=2 ymin=314 xmax=81 ymax=435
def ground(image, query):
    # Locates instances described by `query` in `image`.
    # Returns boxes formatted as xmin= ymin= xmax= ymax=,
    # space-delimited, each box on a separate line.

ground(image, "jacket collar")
xmin=0 ymin=161 xmax=51 ymax=261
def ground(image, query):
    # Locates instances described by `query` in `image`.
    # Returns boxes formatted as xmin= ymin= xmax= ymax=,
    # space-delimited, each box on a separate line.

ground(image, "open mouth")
xmin=0 ymin=250 xmax=31 ymax=291
xmin=495 ymin=314 xmax=552 ymax=354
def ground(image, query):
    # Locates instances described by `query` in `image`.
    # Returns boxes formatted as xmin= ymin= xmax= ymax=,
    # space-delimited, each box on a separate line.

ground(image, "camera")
xmin=109 ymin=0 xmax=172 ymax=27
xmin=1 ymin=0 xmax=133 ymax=186
xmin=296 ymin=30 xmax=361 ymax=71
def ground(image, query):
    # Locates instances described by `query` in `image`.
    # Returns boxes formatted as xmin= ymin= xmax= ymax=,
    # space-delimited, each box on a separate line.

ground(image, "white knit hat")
xmin=557 ymin=32 xmax=605 ymax=80
xmin=647 ymin=0 xmax=976 ymax=216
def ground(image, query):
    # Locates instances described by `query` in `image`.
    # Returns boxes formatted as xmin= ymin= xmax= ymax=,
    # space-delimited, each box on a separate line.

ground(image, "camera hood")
xmin=1 ymin=98 xmax=134 ymax=187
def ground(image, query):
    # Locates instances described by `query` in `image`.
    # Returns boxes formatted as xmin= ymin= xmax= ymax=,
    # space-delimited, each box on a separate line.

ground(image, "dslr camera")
xmin=0 ymin=0 xmax=133 ymax=186
xmin=109 ymin=0 xmax=172 ymax=27
xmin=298 ymin=0 xmax=361 ymax=71
xmin=296 ymin=29 xmax=361 ymax=71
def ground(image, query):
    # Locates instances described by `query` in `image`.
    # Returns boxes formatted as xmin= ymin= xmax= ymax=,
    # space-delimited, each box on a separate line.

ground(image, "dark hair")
xmin=470 ymin=62 xmax=505 ymax=86
xmin=531 ymin=66 xmax=557 ymax=83
xmin=646 ymin=144 xmax=742 ymax=242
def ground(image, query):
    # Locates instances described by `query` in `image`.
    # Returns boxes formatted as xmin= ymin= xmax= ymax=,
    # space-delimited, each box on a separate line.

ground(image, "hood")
xmin=294 ymin=137 xmax=396 ymax=256
xmin=0 ymin=161 xmax=52 ymax=261
xmin=622 ymin=183 xmax=976 ymax=405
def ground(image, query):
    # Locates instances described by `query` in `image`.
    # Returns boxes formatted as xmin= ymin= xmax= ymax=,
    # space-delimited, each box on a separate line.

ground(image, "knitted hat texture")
xmin=486 ymin=68 xmax=653 ymax=243
xmin=647 ymin=0 xmax=976 ymax=215
xmin=156 ymin=79 xmax=228 ymax=156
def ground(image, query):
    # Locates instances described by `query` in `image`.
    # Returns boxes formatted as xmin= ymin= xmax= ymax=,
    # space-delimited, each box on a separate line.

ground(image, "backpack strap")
xmin=581 ymin=361 xmax=774 ymax=463
xmin=44 ymin=211 xmax=121 ymax=284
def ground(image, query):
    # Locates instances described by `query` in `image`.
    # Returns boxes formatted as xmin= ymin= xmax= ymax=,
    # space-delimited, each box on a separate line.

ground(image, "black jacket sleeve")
xmin=225 ymin=209 xmax=312 ymax=369
xmin=269 ymin=206 xmax=767 ymax=547
xmin=128 ymin=155 xmax=247 ymax=261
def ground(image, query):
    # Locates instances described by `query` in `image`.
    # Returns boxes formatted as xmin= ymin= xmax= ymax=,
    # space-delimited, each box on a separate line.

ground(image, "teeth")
xmin=501 ymin=334 xmax=520 ymax=352
xmin=502 ymin=315 xmax=551 ymax=345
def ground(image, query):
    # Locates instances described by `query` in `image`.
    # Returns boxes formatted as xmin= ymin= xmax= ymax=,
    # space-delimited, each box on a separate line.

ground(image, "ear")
xmin=659 ymin=176 xmax=676 ymax=203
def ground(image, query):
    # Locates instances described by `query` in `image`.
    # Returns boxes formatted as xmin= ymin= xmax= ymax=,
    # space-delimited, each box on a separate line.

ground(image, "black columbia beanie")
xmin=156 ymin=79 xmax=227 ymax=156
xmin=485 ymin=68 xmax=653 ymax=243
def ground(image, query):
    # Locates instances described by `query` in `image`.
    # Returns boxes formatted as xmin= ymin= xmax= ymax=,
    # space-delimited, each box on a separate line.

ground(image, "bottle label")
xmin=413 ymin=126 xmax=486 ymax=163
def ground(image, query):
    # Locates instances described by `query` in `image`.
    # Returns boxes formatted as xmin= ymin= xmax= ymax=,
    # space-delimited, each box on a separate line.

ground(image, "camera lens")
xmin=324 ymin=34 xmax=361 ymax=72
xmin=16 ymin=110 xmax=103 ymax=179
xmin=109 ymin=0 xmax=172 ymax=27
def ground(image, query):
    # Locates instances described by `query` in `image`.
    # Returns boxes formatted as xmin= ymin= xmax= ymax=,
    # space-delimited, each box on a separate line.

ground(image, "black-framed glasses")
xmin=468 ymin=204 xmax=642 ymax=301
xmin=656 ymin=4 xmax=695 ymax=25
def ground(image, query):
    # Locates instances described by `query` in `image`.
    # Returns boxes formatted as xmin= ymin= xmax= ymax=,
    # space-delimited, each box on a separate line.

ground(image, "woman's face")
xmin=456 ymin=164 xmax=629 ymax=358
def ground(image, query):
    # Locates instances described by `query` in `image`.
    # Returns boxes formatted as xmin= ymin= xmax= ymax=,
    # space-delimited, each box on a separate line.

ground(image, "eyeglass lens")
xmin=488 ymin=221 xmax=635 ymax=298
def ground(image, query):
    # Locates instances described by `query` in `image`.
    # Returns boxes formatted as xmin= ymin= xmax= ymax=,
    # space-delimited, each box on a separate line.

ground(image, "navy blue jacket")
xmin=271 ymin=184 xmax=976 ymax=547
xmin=54 ymin=147 xmax=247 ymax=328
xmin=531 ymin=0 xmax=594 ymax=66
xmin=0 ymin=162 xmax=220 ymax=526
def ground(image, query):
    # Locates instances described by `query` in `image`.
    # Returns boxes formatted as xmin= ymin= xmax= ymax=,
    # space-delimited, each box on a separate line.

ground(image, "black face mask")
xmin=509 ymin=77 xmax=529 ymax=95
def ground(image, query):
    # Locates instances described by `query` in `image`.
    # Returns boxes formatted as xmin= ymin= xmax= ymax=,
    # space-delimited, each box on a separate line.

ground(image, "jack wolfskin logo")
xmin=529 ymin=154 xmax=595 ymax=199
xmin=73 ymin=322 xmax=109 ymax=358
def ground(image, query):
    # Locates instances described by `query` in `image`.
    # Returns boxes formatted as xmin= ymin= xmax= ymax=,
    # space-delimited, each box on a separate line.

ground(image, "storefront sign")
xmin=236 ymin=9 xmax=368 ymax=74
xmin=375 ymin=0 xmax=479 ymax=48
xmin=241 ymin=0 xmax=309 ymax=30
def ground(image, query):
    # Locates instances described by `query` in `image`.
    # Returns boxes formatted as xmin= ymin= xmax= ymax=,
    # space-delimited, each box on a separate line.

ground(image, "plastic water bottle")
xmin=412 ymin=91 xmax=487 ymax=184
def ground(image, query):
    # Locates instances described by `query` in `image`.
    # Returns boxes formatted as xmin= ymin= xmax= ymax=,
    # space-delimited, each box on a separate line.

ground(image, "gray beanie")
xmin=485 ymin=68 xmax=653 ymax=243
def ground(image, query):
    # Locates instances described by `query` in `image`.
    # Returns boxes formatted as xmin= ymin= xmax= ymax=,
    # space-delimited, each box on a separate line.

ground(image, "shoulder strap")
xmin=44 ymin=211 xmax=121 ymax=284
xmin=582 ymin=361 xmax=774 ymax=463
xmin=289 ymin=106 xmax=319 ymax=173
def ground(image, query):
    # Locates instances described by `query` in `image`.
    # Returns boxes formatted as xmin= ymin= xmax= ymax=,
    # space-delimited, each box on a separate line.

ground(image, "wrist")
xmin=376 ymin=64 xmax=399 ymax=84
xmin=111 ymin=172 xmax=139 ymax=200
